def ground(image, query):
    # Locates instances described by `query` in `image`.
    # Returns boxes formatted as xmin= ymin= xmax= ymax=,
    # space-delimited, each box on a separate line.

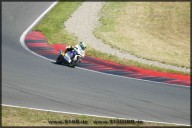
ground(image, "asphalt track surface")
xmin=2 ymin=2 xmax=190 ymax=125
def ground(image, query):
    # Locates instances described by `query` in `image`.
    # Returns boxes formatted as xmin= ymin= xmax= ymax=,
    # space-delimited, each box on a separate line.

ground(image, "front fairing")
xmin=75 ymin=45 xmax=85 ymax=57
xmin=64 ymin=51 xmax=72 ymax=63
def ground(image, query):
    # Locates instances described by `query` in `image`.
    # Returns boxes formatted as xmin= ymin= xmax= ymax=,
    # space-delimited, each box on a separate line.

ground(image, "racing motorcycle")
xmin=55 ymin=46 xmax=84 ymax=67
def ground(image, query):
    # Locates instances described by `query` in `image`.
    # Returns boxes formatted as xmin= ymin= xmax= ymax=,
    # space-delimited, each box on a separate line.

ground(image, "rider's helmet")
xmin=79 ymin=41 xmax=86 ymax=50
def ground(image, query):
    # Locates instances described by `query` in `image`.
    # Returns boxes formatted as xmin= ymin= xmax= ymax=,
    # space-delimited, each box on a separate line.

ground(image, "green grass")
xmin=2 ymin=106 xmax=176 ymax=126
xmin=94 ymin=2 xmax=190 ymax=68
xmin=33 ymin=1 xmax=189 ymax=75
xmin=33 ymin=1 xmax=82 ymax=46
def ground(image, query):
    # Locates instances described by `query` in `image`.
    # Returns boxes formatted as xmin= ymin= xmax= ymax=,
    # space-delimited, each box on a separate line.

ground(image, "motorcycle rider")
xmin=64 ymin=41 xmax=86 ymax=60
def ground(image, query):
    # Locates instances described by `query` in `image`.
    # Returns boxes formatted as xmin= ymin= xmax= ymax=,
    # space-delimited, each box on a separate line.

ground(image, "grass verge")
xmin=33 ymin=1 xmax=189 ymax=75
xmin=2 ymin=106 xmax=176 ymax=126
xmin=94 ymin=2 xmax=190 ymax=68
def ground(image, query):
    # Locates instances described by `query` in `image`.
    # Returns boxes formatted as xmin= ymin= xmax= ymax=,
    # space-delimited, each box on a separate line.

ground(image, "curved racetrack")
xmin=2 ymin=2 xmax=190 ymax=125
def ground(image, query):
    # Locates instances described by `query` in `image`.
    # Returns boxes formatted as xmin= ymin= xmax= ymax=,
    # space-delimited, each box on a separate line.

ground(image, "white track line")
xmin=18 ymin=1 xmax=190 ymax=126
xmin=20 ymin=1 xmax=58 ymax=63
xmin=77 ymin=66 xmax=190 ymax=88
xmin=2 ymin=104 xmax=189 ymax=126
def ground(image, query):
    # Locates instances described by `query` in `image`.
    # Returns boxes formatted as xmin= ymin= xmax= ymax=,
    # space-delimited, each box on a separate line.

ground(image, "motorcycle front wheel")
xmin=70 ymin=56 xmax=80 ymax=67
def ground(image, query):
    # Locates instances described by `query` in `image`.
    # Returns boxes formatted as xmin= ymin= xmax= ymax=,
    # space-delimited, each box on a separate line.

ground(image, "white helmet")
xmin=79 ymin=41 xmax=86 ymax=50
